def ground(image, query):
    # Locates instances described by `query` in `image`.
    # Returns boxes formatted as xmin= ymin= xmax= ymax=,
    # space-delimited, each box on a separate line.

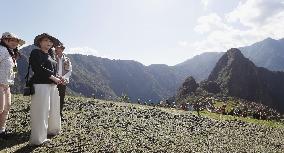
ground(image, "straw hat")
xmin=34 ymin=33 xmax=61 ymax=47
xmin=1 ymin=32 xmax=25 ymax=46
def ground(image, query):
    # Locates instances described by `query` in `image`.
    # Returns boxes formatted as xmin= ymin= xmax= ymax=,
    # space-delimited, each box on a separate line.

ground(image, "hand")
xmin=56 ymin=75 xmax=63 ymax=79
xmin=50 ymin=75 xmax=62 ymax=84
xmin=60 ymin=78 xmax=67 ymax=85
xmin=54 ymin=77 xmax=62 ymax=84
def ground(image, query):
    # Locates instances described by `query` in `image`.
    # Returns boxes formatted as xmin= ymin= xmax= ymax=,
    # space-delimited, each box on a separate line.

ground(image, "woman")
xmin=29 ymin=33 xmax=62 ymax=145
xmin=0 ymin=32 xmax=25 ymax=139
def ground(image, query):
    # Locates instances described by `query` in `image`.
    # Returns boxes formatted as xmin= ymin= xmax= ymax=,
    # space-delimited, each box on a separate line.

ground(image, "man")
xmin=0 ymin=32 xmax=25 ymax=138
xmin=55 ymin=43 xmax=72 ymax=121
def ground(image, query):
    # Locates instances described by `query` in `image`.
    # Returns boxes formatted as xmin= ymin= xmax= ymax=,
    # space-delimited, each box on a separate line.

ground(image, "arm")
xmin=0 ymin=47 xmax=9 ymax=63
xmin=62 ymin=62 xmax=72 ymax=83
xmin=50 ymin=75 xmax=61 ymax=84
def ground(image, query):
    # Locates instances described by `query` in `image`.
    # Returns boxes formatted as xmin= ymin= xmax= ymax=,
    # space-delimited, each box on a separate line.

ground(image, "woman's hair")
xmin=0 ymin=39 xmax=21 ymax=59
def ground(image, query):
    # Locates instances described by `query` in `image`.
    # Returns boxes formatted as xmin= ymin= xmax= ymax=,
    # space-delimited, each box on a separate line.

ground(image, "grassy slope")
xmin=0 ymin=95 xmax=284 ymax=153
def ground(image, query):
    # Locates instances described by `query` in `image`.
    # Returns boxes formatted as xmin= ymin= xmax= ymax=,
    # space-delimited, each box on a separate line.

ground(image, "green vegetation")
xmin=213 ymin=101 xmax=237 ymax=113
xmin=197 ymin=111 xmax=284 ymax=129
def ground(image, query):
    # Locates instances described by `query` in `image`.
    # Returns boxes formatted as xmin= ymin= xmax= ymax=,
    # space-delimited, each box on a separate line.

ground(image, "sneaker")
xmin=43 ymin=139 xmax=51 ymax=144
xmin=29 ymin=139 xmax=51 ymax=146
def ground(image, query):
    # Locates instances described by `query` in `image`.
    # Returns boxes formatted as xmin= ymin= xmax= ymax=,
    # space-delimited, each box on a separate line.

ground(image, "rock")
xmin=176 ymin=76 xmax=199 ymax=101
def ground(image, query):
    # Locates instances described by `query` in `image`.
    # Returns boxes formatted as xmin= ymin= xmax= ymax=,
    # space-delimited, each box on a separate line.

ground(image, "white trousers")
xmin=29 ymin=84 xmax=61 ymax=145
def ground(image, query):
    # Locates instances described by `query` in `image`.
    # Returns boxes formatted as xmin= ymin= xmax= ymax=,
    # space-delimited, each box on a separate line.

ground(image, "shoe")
xmin=47 ymin=131 xmax=60 ymax=138
xmin=29 ymin=139 xmax=51 ymax=146
xmin=47 ymin=133 xmax=57 ymax=138
xmin=0 ymin=129 xmax=12 ymax=140
xmin=43 ymin=139 xmax=51 ymax=144
xmin=61 ymin=116 xmax=66 ymax=122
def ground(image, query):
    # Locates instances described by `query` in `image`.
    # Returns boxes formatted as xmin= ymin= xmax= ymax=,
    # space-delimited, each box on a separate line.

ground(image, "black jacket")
xmin=30 ymin=49 xmax=57 ymax=84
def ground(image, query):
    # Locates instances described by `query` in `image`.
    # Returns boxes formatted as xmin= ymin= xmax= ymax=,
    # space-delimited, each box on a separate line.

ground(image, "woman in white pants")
xmin=29 ymin=33 xmax=62 ymax=145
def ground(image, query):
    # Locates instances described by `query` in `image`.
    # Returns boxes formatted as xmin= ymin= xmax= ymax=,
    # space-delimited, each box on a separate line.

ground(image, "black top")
xmin=30 ymin=49 xmax=57 ymax=84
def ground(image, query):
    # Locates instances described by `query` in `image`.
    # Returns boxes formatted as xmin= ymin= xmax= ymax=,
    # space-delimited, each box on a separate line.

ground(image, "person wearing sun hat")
xmin=54 ymin=43 xmax=72 ymax=121
xmin=29 ymin=33 xmax=62 ymax=145
xmin=0 ymin=32 xmax=25 ymax=139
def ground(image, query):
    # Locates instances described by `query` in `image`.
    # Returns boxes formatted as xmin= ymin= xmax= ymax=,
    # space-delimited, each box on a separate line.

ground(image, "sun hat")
xmin=1 ymin=32 xmax=25 ymax=46
xmin=55 ymin=42 xmax=65 ymax=50
xmin=34 ymin=33 xmax=61 ymax=47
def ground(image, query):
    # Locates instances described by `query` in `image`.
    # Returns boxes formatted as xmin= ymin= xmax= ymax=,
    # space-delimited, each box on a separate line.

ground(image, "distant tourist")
xmin=29 ymin=33 xmax=62 ymax=145
xmin=55 ymin=43 xmax=72 ymax=121
xmin=187 ymin=103 xmax=194 ymax=111
xmin=193 ymin=102 xmax=201 ymax=116
xmin=220 ymin=104 xmax=227 ymax=115
xmin=0 ymin=32 xmax=25 ymax=139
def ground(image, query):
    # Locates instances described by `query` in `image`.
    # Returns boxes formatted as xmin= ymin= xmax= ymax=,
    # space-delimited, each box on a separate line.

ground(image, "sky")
xmin=1 ymin=0 xmax=284 ymax=66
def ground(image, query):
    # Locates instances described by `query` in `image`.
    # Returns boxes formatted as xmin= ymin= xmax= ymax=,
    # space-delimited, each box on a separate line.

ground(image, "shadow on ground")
xmin=0 ymin=131 xmax=35 ymax=152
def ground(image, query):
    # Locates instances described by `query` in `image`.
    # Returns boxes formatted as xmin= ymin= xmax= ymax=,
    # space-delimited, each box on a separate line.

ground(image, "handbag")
xmin=23 ymin=60 xmax=35 ymax=96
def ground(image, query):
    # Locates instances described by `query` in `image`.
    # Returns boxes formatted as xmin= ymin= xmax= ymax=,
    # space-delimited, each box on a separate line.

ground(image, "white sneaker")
xmin=29 ymin=139 xmax=51 ymax=146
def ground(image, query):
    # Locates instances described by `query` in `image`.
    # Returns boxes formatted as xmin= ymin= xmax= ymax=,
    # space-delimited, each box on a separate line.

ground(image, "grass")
xmin=213 ymin=100 xmax=238 ymax=112
xmin=197 ymin=111 xmax=284 ymax=129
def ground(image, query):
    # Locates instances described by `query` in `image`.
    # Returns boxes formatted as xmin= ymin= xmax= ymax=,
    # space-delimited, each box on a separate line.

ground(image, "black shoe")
xmin=47 ymin=134 xmax=56 ymax=139
xmin=0 ymin=130 xmax=12 ymax=140
xmin=47 ymin=131 xmax=60 ymax=138
xmin=61 ymin=116 xmax=66 ymax=122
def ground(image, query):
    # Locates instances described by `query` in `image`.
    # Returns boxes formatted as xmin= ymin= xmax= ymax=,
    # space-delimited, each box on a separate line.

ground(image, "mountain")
xmin=174 ymin=37 xmax=284 ymax=84
xmin=175 ymin=76 xmax=198 ymax=101
xmin=174 ymin=52 xmax=224 ymax=82
xmin=207 ymin=48 xmax=284 ymax=113
xmin=11 ymin=37 xmax=284 ymax=103
xmin=14 ymin=46 xmax=180 ymax=102
xmin=240 ymin=37 xmax=284 ymax=71
xmin=14 ymin=45 xmax=222 ymax=102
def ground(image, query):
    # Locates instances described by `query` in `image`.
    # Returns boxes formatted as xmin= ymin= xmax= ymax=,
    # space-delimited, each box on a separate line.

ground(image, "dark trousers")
xmin=57 ymin=84 xmax=66 ymax=118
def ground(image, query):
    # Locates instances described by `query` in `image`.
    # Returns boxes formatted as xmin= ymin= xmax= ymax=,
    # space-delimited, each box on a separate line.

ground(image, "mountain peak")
xmin=259 ymin=37 xmax=277 ymax=45
xmin=208 ymin=48 xmax=256 ymax=86
xmin=264 ymin=37 xmax=275 ymax=41
xmin=206 ymin=48 xmax=284 ymax=113
xmin=226 ymin=48 xmax=245 ymax=60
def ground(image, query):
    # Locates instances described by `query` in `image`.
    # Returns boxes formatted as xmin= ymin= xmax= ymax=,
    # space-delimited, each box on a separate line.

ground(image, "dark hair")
xmin=34 ymin=33 xmax=60 ymax=48
xmin=36 ymin=36 xmax=48 ymax=48
xmin=0 ymin=39 xmax=21 ymax=59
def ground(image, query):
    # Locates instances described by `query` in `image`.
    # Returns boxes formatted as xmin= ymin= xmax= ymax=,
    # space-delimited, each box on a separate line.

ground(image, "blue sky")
xmin=1 ymin=0 xmax=284 ymax=65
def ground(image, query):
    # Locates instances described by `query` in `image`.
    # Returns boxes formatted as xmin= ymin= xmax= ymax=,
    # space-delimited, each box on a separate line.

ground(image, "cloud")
xmin=182 ymin=0 xmax=284 ymax=53
xmin=194 ymin=13 xmax=231 ymax=34
xmin=66 ymin=47 xmax=99 ymax=55
xmin=201 ymin=0 xmax=213 ymax=10
xmin=178 ymin=41 xmax=188 ymax=47
xmin=65 ymin=46 xmax=119 ymax=60
xmin=226 ymin=0 xmax=284 ymax=27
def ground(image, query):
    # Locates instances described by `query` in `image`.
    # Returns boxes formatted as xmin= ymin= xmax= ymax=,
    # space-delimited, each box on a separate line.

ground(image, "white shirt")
xmin=0 ymin=46 xmax=15 ymax=85
xmin=57 ymin=55 xmax=72 ymax=83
